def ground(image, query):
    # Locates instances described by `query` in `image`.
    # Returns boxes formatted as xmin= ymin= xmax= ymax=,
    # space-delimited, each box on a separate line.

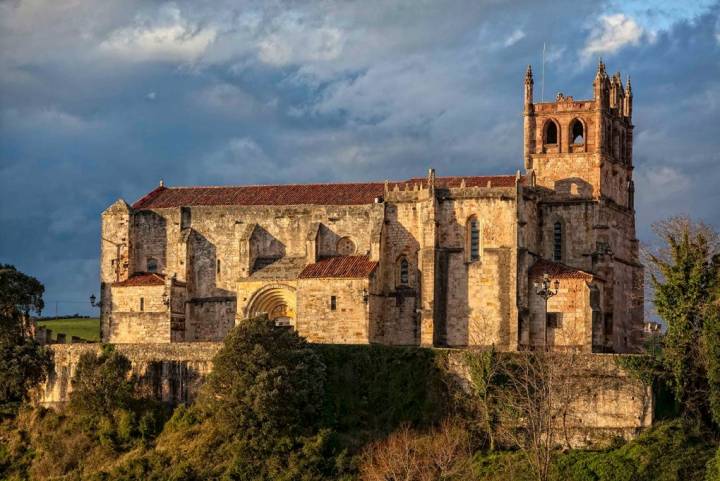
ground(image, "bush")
xmin=0 ymin=337 xmax=52 ymax=415
xmin=315 ymin=344 xmax=447 ymax=440
xmin=70 ymin=345 xmax=135 ymax=418
xmin=706 ymin=446 xmax=720 ymax=481
xmin=554 ymin=420 xmax=716 ymax=481
xmin=359 ymin=420 xmax=474 ymax=481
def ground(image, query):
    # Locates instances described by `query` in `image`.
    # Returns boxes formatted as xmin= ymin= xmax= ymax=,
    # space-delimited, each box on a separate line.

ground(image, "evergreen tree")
xmin=648 ymin=218 xmax=720 ymax=421
xmin=0 ymin=264 xmax=51 ymax=414
xmin=200 ymin=316 xmax=344 ymax=481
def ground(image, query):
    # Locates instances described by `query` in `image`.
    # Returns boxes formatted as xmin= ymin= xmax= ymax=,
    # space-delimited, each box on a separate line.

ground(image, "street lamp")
xmin=534 ymin=273 xmax=559 ymax=351
xmin=89 ymin=293 xmax=100 ymax=308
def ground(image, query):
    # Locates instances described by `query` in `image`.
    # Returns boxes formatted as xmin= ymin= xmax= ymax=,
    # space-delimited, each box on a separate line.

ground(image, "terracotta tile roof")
xmin=299 ymin=255 xmax=378 ymax=279
xmin=528 ymin=259 xmax=597 ymax=281
xmin=113 ymin=272 xmax=166 ymax=287
xmin=132 ymin=175 xmax=520 ymax=209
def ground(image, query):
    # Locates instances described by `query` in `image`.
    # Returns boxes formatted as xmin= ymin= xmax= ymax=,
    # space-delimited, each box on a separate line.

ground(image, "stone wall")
xmin=296 ymin=277 xmax=371 ymax=343
xmin=447 ymin=351 xmax=653 ymax=448
xmin=528 ymin=276 xmax=602 ymax=351
xmin=38 ymin=343 xmax=652 ymax=448
xmin=436 ymin=191 xmax=518 ymax=348
xmin=38 ymin=343 xmax=220 ymax=407
xmin=108 ymin=285 xmax=170 ymax=343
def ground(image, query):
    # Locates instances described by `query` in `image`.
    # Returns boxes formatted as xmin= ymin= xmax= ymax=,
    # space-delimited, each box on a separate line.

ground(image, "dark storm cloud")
xmin=0 ymin=0 xmax=718 ymax=314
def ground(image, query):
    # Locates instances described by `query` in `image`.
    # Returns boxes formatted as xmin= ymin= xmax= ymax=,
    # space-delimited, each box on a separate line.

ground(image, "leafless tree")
xmin=359 ymin=420 xmax=474 ymax=481
xmin=495 ymin=351 xmax=582 ymax=481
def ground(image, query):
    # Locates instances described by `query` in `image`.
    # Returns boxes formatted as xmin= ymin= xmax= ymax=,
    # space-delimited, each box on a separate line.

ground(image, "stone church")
xmin=99 ymin=62 xmax=643 ymax=352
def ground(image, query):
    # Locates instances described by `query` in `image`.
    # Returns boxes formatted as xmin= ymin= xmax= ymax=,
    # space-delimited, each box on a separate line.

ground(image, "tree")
xmin=0 ymin=264 xmax=44 ymax=340
xmin=0 ymin=264 xmax=51 ymax=413
xmin=200 ymin=316 xmax=340 ymax=480
xmin=463 ymin=347 xmax=503 ymax=451
xmin=645 ymin=217 xmax=720 ymax=420
xmin=358 ymin=420 xmax=474 ymax=481
xmin=492 ymin=351 xmax=585 ymax=481
xmin=702 ymin=302 xmax=720 ymax=426
xmin=0 ymin=337 xmax=53 ymax=413
xmin=70 ymin=345 xmax=135 ymax=418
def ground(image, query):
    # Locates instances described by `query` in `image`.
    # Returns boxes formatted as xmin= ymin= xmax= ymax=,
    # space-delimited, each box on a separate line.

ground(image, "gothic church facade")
xmin=99 ymin=62 xmax=643 ymax=352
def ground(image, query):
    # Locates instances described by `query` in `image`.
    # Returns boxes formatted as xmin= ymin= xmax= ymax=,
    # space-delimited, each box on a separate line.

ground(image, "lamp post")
xmin=534 ymin=273 xmax=559 ymax=351
xmin=89 ymin=293 xmax=100 ymax=308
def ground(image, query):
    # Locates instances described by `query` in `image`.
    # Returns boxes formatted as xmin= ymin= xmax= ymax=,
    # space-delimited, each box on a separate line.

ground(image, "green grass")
xmin=36 ymin=318 xmax=100 ymax=342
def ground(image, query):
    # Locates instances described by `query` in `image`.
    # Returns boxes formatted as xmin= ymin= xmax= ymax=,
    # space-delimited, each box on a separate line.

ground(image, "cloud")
xmin=99 ymin=4 xmax=216 ymax=62
xmin=504 ymin=29 xmax=526 ymax=47
xmin=1 ymin=0 xmax=719 ymax=316
xmin=1 ymin=108 xmax=97 ymax=134
xmin=197 ymin=138 xmax=278 ymax=184
xmin=582 ymin=14 xmax=644 ymax=60
xmin=194 ymin=83 xmax=264 ymax=118
xmin=257 ymin=12 xmax=345 ymax=66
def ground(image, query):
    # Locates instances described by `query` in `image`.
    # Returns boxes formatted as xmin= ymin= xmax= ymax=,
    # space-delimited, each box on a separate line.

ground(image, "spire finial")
xmin=159 ymin=179 xmax=164 ymax=187
xmin=596 ymin=58 xmax=606 ymax=77
xmin=525 ymin=64 xmax=533 ymax=81
xmin=626 ymin=75 xmax=632 ymax=94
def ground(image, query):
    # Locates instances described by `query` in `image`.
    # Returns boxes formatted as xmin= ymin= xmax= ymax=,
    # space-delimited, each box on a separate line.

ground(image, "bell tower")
xmin=523 ymin=60 xmax=634 ymax=208
xmin=523 ymin=62 xmax=643 ymax=352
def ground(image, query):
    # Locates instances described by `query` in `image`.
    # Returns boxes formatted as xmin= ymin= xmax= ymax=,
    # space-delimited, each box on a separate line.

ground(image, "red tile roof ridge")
xmin=163 ymin=180 xmax=386 ymax=189
xmin=299 ymin=255 xmax=378 ymax=279
xmin=113 ymin=272 xmax=166 ymax=287
xmin=132 ymin=185 xmax=167 ymax=208
xmin=142 ymin=174 xmax=520 ymax=191
xmin=529 ymin=259 xmax=601 ymax=281
xmin=130 ymin=174 xmax=523 ymax=209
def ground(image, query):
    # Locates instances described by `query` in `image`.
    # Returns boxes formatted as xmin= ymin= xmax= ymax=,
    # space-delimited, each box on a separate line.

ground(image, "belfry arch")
xmin=245 ymin=284 xmax=297 ymax=327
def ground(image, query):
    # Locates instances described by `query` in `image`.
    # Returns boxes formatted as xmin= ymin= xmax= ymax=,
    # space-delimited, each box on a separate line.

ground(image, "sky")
xmin=1 ymin=0 xmax=719 ymax=316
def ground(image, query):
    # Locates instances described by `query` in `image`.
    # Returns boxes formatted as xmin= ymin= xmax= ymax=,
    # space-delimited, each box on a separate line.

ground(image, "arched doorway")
xmin=246 ymin=285 xmax=297 ymax=328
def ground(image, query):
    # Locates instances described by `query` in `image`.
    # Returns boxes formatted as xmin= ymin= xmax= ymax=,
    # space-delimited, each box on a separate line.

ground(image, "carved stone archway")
xmin=246 ymin=284 xmax=297 ymax=328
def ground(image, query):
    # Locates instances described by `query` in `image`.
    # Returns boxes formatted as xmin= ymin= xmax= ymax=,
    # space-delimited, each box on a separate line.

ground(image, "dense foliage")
xmin=646 ymin=218 xmax=720 ymax=424
xmin=0 ymin=265 xmax=52 ymax=414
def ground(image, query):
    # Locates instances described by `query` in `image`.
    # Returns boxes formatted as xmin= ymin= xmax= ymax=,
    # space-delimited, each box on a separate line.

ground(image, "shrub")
xmin=358 ymin=420 xmax=474 ymax=481
xmin=70 ymin=345 xmax=135 ymax=418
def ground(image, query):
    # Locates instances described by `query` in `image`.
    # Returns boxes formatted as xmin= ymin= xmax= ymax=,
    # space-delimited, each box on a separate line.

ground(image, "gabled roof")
xmin=528 ymin=259 xmax=600 ymax=281
xmin=299 ymin=255 xmax=378 ymax=279
xmin=131 ymin=175 xmax=520 ymax=209
xmin=113 ymin=272 xmax=166 ymax=287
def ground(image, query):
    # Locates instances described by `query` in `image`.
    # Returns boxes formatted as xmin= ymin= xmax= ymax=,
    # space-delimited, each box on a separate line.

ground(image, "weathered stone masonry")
xmin=38 ymin=343 xmax=652 ymax=448
xmin=99 ymin=62 xmax=643 ymax=353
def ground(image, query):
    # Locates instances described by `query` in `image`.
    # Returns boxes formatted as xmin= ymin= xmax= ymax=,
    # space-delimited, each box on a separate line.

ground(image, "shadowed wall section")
xmin=36 ymin=343 xmax=652 ymax=448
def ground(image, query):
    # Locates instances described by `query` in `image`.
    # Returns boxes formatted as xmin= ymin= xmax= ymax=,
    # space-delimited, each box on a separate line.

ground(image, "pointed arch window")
xmin=398 ymin=257 xmax=409 ymax=286
xmin=553 ymin=221 xmax=563 ymax=262
xmin=570 ymin=119 xmax=584 ymax=144
xmin=468 ymin=217 xmax=481 ymax=262
xmin=544 ymin=120 xmax=558 ymax=145
xmin=147 ymin=258 xmax=158 ymax=273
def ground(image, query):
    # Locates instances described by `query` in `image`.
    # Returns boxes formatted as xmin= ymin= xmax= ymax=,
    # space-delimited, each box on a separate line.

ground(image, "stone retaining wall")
xmin=38 ymin=343 xmax=220 ymax=407
xmin=38 ymin=343 xmax=652 ymax=448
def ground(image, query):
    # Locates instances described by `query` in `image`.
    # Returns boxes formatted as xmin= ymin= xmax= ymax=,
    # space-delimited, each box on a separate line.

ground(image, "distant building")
xmin=99 ymin=62 xmax=643 ymax=352
xmin=644 ymin=321 xmax=662 ymax=335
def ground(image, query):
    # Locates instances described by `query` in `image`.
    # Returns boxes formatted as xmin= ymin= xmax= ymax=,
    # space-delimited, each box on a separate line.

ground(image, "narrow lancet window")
xmin=399 ymin=258 xmax=409 ymax=285
xmin=147 ymin=258 xmax=158 ymax=273
xmin=553 ymin=221 xmax=563 ymax=262
xmin=469 ymin=218 xmax=480 ymax=261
